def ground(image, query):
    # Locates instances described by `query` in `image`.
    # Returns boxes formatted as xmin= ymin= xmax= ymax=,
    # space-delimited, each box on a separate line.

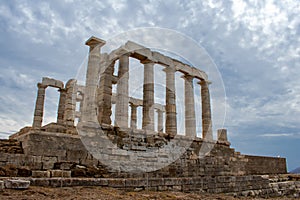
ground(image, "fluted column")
xmin=32 ymin=83 xmax=47 ymax=128
xmin=164 ymin=67 xmax=177 ymax=137
xmin=182 ymin=74 xmax=196 ymax=138
xmin=115 ymin=54 xmax=129 ymax=128
xmin=97 ymin=59 xmax=113 ymax=125
xmin=156 ymin=109 xmax=164 ymax=132
xmin=142 ymin=61 xmax=155 ymax=131
xmin=130 ymin=103 xmax=138 ymax=129
xmin=57 ymin=88 xmax=66 ymax=124
xmin=199 ymin=80 xmax=213 ymax=140
xmin=64 ymin=79 xmax=77 ymax=126
xmin=82 ymin=37 xmax=105 ymax=123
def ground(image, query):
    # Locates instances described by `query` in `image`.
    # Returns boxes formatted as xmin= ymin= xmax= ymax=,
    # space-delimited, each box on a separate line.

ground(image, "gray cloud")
xmin=0 ymin=0 xmax=299 ymax=170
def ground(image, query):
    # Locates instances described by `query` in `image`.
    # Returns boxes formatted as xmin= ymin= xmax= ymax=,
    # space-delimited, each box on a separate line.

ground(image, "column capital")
xmin=85 ymin=36 xmax=106 ymax=48
xmin=163 ymin=66 xmax=176 ymax=73
xmin=58 ymin=88 xmax=66 ymax=92
xmin=129 ymin=102 xmax=138 ymax=108
xmin=37 ymin=83 xmax=47 ymax=89
xmin=197 ymin=79 xmax=212 ymax=86
xmin=155 ymin=108 xmax=163 ymax=113
xmin=181 ymin=74 xmax=194 ymax=82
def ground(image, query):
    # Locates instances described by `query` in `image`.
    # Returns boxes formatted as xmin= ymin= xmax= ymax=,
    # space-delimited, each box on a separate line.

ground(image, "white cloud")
xmin=0 ymin=0 xmax=299 ymax=169
xmin=260 ymin=133 xmax=296 ymax=137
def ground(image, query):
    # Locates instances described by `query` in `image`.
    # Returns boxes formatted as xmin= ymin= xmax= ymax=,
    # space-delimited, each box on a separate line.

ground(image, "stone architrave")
xmin=130 ymin=103 xmax=138 ymax=129
xmin=57 ymin=88 xmax=66 ymax=124
xmin=182 ymin=74 xmax=196 ymax=138
xmin=164 ymin=67 xmax=177 ymax=137
xmin=199 ymin=80 xmax=213 ymax=140
xmin=115 ymin=54 xmax=129 ymax=128
xmin=81 ymin=36 xmax=105 ymax=123
xmin=32 ymin=83 xmax=47 ymax=128
xmin=142 ymin=61 xmax=155 ymax=131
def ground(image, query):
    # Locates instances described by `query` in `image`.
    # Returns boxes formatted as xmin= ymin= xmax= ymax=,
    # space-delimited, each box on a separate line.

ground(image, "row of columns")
xmin=129 ymin=102 xmax=165 ymax=132
xmin=32 ymin=79 xmax=77 ymax=129
xmin=114 ymin=58 xmax=212 ymax=139
xmin=83 ymin=37 xmax=212 ymax=139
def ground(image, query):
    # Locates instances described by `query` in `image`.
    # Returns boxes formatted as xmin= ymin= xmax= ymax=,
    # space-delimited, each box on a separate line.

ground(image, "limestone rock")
xmin=0 ymin=180 xmax=4 ymax=191
xmin=5 ymin=179 xmax=30 ymax=189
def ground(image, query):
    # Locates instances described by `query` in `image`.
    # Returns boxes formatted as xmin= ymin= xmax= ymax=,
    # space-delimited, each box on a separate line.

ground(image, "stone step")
xmin=4 ymin=179 xmax=30 ymax=189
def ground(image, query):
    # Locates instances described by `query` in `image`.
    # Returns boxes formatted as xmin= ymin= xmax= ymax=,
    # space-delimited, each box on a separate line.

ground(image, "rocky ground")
xmin=0 ymin=186 xmax=296 ymax=200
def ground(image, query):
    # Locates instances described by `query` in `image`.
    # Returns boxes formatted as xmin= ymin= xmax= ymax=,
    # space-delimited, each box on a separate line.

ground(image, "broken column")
xmin=217 ymin=129 xmax=228 ymax=142
xmin=183 ymin=74 xmax=196 ymax=138
xmin=115 ymin=54 xmax=129 ymax=128
xmin=199 ymin=80 xmax=213 ymax=140
xmin=142 ymin=61 xmax=155 ymax=131
xmin=32 ymin=83 xmax=47 ymax=128
xmin=164 ymin=67 xmax=177 ymax=137
xmin=81 ymin=36 xmax=105 ymax=123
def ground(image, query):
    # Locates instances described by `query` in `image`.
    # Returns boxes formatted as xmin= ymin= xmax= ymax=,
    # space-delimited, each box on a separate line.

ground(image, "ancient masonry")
xmin=0 ymin=36 xmax=299 ymax=197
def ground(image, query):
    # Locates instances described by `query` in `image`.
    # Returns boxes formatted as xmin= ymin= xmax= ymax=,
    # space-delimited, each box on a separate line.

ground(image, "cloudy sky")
xmin=0 ymin=0 xmax=299 ymax=171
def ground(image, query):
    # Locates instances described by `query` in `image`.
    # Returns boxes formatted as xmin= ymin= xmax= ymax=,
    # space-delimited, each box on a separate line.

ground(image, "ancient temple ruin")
xmin=30 ymin=36 xmax=215 ymax=141
xmin=1 ymin=36 xmax=296 ymax=197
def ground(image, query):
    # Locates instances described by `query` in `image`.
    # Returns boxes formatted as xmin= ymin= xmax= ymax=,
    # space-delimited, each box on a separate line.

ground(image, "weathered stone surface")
xmin=4 ymin=179 xmax=30 ymax=189
xmin=0 ymin=180 xmax=4 ymax=191
xmin=50 ymin=170 xmax=71 ymax=178
xmin=32 ymin=170 xmax=51 ymax=178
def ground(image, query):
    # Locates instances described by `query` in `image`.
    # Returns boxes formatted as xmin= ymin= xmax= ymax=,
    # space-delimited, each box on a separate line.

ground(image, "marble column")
xmin=182 ymin=74 xmax=196 ymax=138
xmin=130 ymin=103 xmax=138 ymax=129
xmin=97 ymin=59 xmax=113 ymax=125
xmin=142 ymin=61 xmax=155 ymax=131
xmin=57 ymin=88 xmax=66 ymax=124
xmin=164 ymin=67 xmax=177 ymax=137
xmin=156 ymin=109 xmax=164 ymax=132
xmin=199 ymin=80 xmax=213 ymax=140
xmin=82 ymin=37 xmax=105 ymax=123
xmin=64 ymin=79 xmax=77 ymax=126
xmin=115 ymin=54 xmax=129 ymax=128
xmin=32 ymin=83 xmax=47 ymax=128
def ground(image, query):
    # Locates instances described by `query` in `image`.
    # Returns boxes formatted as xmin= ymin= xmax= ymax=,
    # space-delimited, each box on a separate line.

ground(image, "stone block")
xmin=50 ymin=170 xmax=71 ymax=178
xmin=125 ymin=179 xmax=147 ymax=187
xmin=5 ymin=179 xmax=30 ymax=189
xmin=42 ymin=156 xmax=57 ymax=170
xmin=0 ymin=180 xmax=4 ymax=191
xmin=164 ymin=178 xmax=181 ymax=186
xmin=148 ymin=178 xmax=163 ymax=187
xmin=32 ymin=170 xmax=51 ymax=178
xmin=30 ymin=178 xmax=50 ymax=187
xmin=108 ymin=178 xmax=125 ymax=187
xmin=42 ymin=77 xmax=64 ymax=89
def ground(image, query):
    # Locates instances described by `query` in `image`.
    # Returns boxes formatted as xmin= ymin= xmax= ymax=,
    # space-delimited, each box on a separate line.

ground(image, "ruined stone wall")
xmin=0 ymin=128 xmax=287 ymax=179
xmin=244 ymin=155 xmax=287 ymax=175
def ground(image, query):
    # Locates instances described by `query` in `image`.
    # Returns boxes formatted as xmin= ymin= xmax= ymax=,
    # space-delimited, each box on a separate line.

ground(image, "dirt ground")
xmin=0 ymin=186 xmax=295 ymax=200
